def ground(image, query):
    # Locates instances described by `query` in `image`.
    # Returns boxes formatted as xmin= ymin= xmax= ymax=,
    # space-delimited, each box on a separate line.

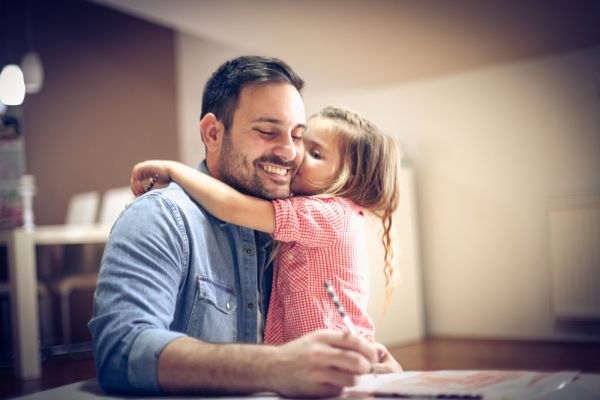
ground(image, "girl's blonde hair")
xmin=313 ymin=106 xmax=401 ymax=308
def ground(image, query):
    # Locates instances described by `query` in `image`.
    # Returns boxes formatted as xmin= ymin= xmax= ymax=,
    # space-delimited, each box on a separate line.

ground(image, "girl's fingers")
xmin=145 ymin=175 xmax=157 ymax=192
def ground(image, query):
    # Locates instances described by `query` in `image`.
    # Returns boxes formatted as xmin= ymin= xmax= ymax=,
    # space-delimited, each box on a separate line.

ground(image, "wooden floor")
xmin=1 ymin=337 xmax=599 ymax=399
xmin=389 ymin=337 xmax=600 ymax=372
xmin=0 ymin=355 xmax=96 ymax=399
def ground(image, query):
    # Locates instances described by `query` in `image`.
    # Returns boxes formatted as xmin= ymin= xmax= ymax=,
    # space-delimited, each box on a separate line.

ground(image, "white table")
xmin=0 ymin=224 xmax=111 ymax=379
xmin=12 ymin=374 xmax=600 ymax=400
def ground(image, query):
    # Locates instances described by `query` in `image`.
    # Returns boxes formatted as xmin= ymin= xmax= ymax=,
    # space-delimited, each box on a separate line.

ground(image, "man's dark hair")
xmin=201 ymin=56 xmax=304 ymax=131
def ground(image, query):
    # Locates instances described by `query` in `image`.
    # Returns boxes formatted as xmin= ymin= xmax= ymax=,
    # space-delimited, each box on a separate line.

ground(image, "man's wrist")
xmin=158 ymin=338 xmax=283 ymax=395
xmin=254 ymin=344 xmax=284 ymax=393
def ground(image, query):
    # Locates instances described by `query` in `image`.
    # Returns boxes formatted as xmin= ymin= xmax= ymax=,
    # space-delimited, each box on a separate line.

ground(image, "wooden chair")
xmin=46 ymin=191 xmax=99 ymax=349
xmin=50 ymin=188 xmax=131 ymax=349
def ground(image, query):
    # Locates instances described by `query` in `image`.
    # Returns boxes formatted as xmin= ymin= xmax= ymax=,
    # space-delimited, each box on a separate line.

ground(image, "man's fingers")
xmin=272 ymin=331 xmax=375 ymax=397
xmin=302 ymin=331 xmax=376 ymax=374
xmin=314 ymin=367 xmax=358 ymax=389
xmin=314 ymin=330 xmax=378 ymax=364
xmin=314 ymin=346 xmax=373 ymax=375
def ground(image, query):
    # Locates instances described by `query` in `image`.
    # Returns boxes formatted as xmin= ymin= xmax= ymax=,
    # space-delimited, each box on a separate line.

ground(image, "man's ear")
xmin=200 ymin=113 xmax=224 ymax=153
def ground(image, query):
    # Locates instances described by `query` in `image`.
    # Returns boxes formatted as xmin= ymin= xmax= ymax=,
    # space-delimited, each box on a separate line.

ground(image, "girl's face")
xmin=290 ymin=123 xmax=342 ymax=196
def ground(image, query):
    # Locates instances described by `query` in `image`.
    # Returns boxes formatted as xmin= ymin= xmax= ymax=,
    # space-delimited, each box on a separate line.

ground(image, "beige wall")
xmin=177 ymin=34 xmax=600 ymax=341
xmin=20 ymin=0 xmax=178 ymax=224
xmin=304 ymin=47 xmax=600 ymax=341
xmin=175 ymin=34 xmax=243 ymax=167
xmin=363 ymin=167 xmax=425 ymax=345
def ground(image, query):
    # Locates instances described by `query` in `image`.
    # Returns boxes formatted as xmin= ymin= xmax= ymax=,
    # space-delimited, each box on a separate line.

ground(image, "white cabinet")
xmin=549 ymin=196 xmax=600 ymax=319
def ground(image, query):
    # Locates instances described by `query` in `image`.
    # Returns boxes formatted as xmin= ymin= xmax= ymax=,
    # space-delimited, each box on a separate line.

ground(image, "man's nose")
xmin=273 ymin=133 xmax=297 ymax=161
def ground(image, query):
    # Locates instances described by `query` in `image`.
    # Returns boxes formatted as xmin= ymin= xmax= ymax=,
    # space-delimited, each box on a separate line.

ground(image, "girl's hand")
xmin=372 ymin=342 xmax=402 ymax=373
xmin=130 ymin=160 xmax=174 ymax=197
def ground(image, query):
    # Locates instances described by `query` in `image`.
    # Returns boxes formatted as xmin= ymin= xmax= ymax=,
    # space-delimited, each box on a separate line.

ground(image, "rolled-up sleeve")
xmin=89 ymin=193 xmax=188 ymax=394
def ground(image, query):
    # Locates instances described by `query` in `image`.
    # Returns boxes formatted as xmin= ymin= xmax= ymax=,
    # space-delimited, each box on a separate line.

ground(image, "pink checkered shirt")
xmin=264 ymin=196 xmax=375 ymax=344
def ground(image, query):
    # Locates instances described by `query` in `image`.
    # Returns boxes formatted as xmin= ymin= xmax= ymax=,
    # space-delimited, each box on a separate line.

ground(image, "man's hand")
xmin=372 ymin=342 xmax=402 ymax=373
xmin=267 ymin=330 xmax=378 ymax=398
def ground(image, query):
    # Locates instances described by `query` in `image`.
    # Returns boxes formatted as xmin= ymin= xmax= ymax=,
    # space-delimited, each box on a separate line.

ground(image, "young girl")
xmin=130 ymin=106 xmax=400 ymax=344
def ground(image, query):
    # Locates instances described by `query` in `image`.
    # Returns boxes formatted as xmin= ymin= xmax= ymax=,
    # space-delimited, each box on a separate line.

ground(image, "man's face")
xmin=215 ymin=82 xmax=306 ymax=200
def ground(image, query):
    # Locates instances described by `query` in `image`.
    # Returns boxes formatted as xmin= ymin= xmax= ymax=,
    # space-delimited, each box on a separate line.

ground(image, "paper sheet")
xmin=345 ymin=370 xmax=580 ymax=399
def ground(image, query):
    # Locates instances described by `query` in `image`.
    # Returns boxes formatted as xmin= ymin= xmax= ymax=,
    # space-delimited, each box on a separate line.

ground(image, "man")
xmin=89 ymin=56 xmax=399 ymax=397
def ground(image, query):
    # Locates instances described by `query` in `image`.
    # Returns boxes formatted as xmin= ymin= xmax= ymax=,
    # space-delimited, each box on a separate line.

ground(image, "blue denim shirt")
xmin=89 ymin=163 xmax=273 ymax=394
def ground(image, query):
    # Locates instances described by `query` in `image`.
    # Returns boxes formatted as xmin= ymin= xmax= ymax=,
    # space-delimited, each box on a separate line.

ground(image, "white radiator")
xmin=548 ymin=196 xmax=600 ymax=319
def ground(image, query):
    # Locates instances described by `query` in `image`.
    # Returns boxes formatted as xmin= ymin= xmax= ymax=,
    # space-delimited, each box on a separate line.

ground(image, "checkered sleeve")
xmin=271 ymin=196 xmax=348 ymax=247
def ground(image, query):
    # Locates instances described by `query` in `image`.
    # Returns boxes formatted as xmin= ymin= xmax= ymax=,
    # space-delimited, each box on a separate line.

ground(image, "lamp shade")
xmin=21 ymin=51 xmax=44 ymax=94
xmin=0 ymin=64 xmax=26 ymax=106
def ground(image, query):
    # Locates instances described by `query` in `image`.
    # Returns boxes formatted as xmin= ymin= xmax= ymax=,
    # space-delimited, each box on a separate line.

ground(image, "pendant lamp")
xmin=0 ymin=64 xmax=26 ymax=106
xmin=21 ymin=51 xmax=43 ymax=94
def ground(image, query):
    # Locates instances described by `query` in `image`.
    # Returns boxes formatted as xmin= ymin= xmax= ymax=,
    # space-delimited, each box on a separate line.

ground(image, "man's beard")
xmin=216 ymin=133 xmax=296 ymax=200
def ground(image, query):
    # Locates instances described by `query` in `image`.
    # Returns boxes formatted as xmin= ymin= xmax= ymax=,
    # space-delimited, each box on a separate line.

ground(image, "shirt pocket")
xmin=277 ymin=244 xmax=308 ymax=296
xmin=185 ymin=276 xmax=237 ymax=342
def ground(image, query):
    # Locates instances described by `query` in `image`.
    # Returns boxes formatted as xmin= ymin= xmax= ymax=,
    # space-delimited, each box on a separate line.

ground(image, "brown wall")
xmin=9 ymin=0 xmax=178 ymax=224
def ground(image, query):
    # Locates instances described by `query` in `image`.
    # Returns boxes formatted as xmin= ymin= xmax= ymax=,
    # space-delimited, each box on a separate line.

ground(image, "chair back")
xmin=65 ymin=191 xmax=100 ymax=225
xmin=98 ymin=187 xmax=134 ymax=227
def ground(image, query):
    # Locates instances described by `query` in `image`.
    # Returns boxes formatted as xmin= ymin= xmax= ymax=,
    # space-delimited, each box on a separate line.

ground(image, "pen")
xmin=324 ymin=281 xmax=377 ymax=376
xmin=324 ymin=281 xmax=356 ymax=334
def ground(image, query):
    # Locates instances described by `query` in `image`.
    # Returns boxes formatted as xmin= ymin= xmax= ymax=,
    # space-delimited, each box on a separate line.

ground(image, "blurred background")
xmin=0 ymin=0 xmax=599 ymax=395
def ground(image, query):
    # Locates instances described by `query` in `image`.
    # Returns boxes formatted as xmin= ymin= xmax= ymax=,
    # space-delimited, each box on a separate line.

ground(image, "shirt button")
xmin=287 ymin=253 xmax=294 ymax=261
xmin=245 ymin=248 xmax=254 ymax=256
xmin=226 ymin=302 xmax=231 ymax=310
xmin=248 ymin=303 xmax=253 ymax=309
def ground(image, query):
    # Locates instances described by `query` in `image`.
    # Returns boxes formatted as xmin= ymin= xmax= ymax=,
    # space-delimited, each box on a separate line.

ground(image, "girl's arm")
xmin=131 ymin=160 xmax=276 ymax=234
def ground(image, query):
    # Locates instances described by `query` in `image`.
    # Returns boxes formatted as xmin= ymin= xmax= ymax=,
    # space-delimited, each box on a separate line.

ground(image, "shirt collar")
xmin=196 ymin=161 xmax=229 ymax=227
xmin=198 ymin=160 xmax=210 ymax=175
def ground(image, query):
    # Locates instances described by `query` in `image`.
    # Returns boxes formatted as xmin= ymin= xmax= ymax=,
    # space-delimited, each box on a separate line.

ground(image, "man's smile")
xmin=260 ymin=163 xmax=291 ymax=183
xmin=262 ymin=164 xmax=288 ymax=176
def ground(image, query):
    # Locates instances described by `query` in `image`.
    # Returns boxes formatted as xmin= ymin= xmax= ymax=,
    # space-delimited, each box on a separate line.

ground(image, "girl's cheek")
xmin=298 ymin=160 xmax=310 ymax=173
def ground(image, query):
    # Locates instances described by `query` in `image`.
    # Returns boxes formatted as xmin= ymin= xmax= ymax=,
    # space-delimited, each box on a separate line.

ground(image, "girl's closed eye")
xmin=309 ymin=149 xmax=323 ymax=160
